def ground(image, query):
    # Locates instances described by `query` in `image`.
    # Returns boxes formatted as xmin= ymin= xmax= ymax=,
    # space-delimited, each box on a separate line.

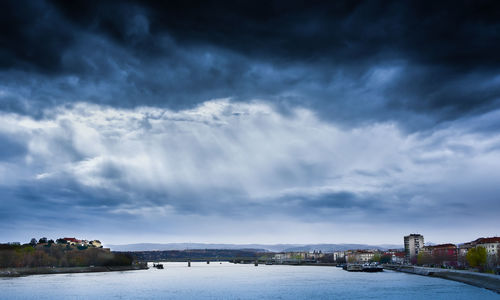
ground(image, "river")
xmin=1 ymin=262 xmax=499 ymax=299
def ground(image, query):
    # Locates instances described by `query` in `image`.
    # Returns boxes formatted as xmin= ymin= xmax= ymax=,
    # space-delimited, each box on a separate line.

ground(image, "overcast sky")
xmin=1 ymin=0 xmax=499 ymax=245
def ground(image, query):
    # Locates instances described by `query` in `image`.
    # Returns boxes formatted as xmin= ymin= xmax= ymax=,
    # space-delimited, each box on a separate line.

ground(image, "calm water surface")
xmin=1 ymin=262 xmax=499 ymax=299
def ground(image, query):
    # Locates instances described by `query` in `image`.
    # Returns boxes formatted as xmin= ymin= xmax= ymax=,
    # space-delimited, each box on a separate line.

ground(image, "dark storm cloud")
xmin=0 ymin=1 xmax=73 ymax=73
xmin=0 ymin=0 xmax=499 ymax=127
xmin=49 ymin=0 xmax=500 ymax=68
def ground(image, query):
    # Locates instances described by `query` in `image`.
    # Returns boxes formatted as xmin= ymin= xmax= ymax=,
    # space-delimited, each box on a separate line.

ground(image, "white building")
xmin=333 ymin=251 xmax=345 ymax=261
xmin=475 ymin=237 xmax=500 ymax=256
xmin=90 ymin=240 xmax=103 ymax=248
xmin=404 ymin=234 xmax=424 ymax=263
xmin=357 ymin=252 xmax=375 ymax=262
xmin=273 ymin=253 xmax=287 ymax=264
xmin=391 ymin=253 xmax=405 ymax=264
xmin=345 ymin=250 xmax=375 ymax=263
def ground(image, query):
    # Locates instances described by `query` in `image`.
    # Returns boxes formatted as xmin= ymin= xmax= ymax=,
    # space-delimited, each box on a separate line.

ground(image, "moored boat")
xmin=344 ymin=263 xmax=383 ymax=272
xmin=362 ymin=265 xmax=383 ymax=272
xmin=346 ymin=264 xmax=363 ymax=272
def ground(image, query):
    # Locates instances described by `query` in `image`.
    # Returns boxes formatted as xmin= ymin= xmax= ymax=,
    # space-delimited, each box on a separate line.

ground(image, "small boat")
xmin=153 ymin=263 xmax=164 ymax=269
xmin=362 ymin=264 xmax=383 ymax=272
xmin=346 ymin=264 xmax=363 ymax=272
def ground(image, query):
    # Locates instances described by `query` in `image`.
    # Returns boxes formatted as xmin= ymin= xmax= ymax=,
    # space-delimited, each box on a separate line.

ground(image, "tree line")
xmin=0 ymin=243 xmax=132 ymax=268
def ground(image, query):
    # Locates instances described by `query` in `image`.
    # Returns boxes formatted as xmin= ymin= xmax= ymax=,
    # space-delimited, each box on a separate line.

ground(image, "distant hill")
xmin=107 ymin=243 xmax=402 ymax=252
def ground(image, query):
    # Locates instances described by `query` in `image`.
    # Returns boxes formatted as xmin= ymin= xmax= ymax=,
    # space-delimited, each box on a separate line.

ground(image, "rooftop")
xmin=474 ymin=237 xmax=500 ymax=244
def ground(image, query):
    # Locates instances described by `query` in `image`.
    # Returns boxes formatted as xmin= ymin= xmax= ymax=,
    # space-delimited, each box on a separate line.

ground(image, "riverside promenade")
xmin=384 ymin=264 xmax=500 ymax=294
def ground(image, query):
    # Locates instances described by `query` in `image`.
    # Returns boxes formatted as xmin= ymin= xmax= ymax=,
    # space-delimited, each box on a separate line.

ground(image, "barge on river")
xmin=343 ymin=264 xmax=383 ymax=272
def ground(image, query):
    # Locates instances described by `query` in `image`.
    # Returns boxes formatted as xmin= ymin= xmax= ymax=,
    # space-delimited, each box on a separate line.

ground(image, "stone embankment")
xmin=384 ymin=264 xmax=500 ymax=294
xmin=0 ymin=264 xmax=148 ymax=277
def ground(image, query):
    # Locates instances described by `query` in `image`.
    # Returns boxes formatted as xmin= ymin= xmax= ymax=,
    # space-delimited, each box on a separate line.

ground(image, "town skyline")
xmin=4 ymin=233 xmax=500 ymax=249
xmin=4 ymin=233 xmax=498 ymax=274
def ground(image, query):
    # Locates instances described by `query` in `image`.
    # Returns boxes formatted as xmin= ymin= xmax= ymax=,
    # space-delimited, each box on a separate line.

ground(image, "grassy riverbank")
xmin=0 ymin=263 xmax=148 ymax=277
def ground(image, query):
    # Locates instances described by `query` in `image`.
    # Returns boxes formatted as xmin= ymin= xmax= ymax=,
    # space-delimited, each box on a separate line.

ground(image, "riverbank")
xmin=384 ymin=264 xmax=500 ymax=294
xmin=0 ymin=264 xmax=148 ymax=277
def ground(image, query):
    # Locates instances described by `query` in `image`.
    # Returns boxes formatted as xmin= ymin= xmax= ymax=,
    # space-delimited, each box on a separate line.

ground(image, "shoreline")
xmin=0 ymin=264 xmax=148 ymax=277
xmin=384 ymin=264 xmax=500 ymax=294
